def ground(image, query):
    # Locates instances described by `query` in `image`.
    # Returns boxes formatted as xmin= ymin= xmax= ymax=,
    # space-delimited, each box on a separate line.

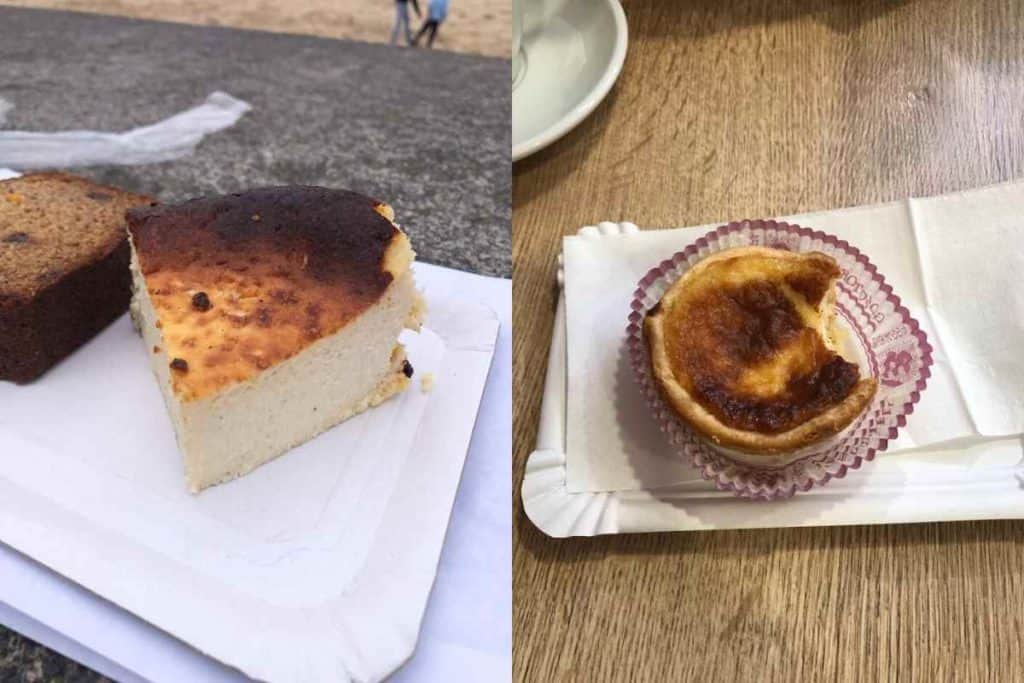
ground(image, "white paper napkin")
xmin=563 ymin=181 xmax=1024 ymax=493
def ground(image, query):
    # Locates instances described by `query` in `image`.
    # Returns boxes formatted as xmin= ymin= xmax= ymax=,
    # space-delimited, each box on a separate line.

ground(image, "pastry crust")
xmin=644 ymin=246 xmax=878 ymax=455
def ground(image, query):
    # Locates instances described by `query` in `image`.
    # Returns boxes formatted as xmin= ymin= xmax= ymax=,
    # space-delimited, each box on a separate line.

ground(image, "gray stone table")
xmin=0 ymin=6 xmax=509 ymax=681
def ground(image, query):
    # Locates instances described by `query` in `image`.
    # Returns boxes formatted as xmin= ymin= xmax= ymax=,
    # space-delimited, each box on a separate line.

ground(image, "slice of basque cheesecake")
xmin=127 ymin=186 xmax=425 ymax=493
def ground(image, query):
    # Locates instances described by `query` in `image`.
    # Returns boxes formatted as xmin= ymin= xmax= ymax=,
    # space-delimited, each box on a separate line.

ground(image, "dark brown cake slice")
xmin=0 ymin=172 xmax=153 ymax=383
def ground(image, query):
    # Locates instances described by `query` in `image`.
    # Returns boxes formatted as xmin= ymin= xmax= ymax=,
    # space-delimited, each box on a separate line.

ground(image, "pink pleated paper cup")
xmin=626 ymin=219 xmax=934 ymax=500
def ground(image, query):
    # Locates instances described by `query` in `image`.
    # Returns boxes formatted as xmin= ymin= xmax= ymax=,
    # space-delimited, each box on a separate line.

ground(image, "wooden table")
xmin=513 ymin=1 xmax=1024 ymax=679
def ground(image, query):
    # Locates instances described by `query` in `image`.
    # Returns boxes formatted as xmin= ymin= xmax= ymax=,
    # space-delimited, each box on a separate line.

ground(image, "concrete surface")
xmin=0 ymin=6 xmax=511 ymax=277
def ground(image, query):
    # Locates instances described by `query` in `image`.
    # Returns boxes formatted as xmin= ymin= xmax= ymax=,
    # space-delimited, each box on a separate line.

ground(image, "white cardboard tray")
xmin=0 ymin=262 xmax=500 ymax=681
xmin=522 ymin=222 xmax=1024 ymax=538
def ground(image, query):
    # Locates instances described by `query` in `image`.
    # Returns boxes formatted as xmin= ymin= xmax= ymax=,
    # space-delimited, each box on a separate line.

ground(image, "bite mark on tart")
xmin=644 ymin=246 xmax=878 ymax=454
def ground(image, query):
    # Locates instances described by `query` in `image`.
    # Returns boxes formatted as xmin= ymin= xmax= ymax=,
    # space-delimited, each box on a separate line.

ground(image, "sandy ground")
xmin=1 ymin=0 xmax=511 ymax=58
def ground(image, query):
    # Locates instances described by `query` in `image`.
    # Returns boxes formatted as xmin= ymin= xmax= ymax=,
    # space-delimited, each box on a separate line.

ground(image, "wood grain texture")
xmin=513 ymin=1 xmax=1024 ymax=680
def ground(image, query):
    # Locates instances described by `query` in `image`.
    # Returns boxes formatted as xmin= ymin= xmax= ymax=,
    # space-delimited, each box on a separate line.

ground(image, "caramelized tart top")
xmin=645 ymin=247 xmax=876 ymax=451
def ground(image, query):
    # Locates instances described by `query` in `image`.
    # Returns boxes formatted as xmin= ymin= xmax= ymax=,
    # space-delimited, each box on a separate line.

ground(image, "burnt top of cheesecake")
xmin=128 ymin=186 xmax=413 ymax=401
xmin=127 ymin=186 xmax=400 ymax=287
xmin=654 ymin=249 xmax=861 ymax=434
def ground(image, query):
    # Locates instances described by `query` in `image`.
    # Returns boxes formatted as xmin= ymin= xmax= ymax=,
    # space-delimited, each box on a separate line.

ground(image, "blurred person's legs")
xmin=390 ymin=1 xmax=412 ymax=45
xmin=413 ymin=20 xmax=439 ymax=47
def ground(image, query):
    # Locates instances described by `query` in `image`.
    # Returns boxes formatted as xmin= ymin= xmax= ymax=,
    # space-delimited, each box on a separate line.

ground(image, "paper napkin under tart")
xmin=562 ymin=181 xmax=1024 ymax=494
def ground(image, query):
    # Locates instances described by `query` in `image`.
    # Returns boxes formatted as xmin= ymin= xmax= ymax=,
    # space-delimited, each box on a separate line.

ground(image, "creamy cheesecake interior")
xmin=127 ymin=187 xmax=425 ymax=492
